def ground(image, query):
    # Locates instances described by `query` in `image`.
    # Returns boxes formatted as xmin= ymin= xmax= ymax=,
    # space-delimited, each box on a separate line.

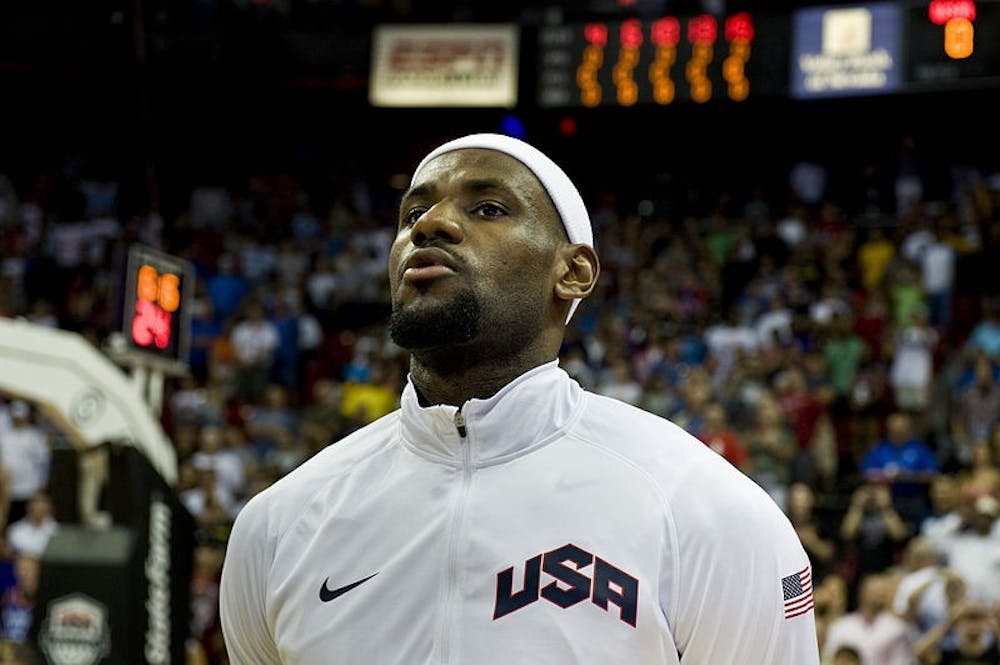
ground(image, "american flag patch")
xmin=781 ymin=566 xmax=814 ymax=619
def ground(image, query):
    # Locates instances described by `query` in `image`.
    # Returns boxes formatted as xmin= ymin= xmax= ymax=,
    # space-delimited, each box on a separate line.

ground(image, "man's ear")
xmin=554 ymin=244 xmax=600 ymax=302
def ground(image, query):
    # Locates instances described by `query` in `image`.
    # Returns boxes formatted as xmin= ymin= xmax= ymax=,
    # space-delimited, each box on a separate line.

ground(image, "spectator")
xmin=964 ymin=298 xmax=1000 ymax=359
xmin=5 ymin=492 xmax=56 ymax=558
xmin=595 ymin=354 xmax=643 ymax=406
xmin=912 ymin=599 xmax=998 ymax=664
xmin=205 ymin=252 xmax=249 ymax=323
xmin=822 ymin=311 xmax=870 ymax=415
xmin=0 ymin=402 xmax=51 ymax=526
xmin=810 ymin=283 xmax=853 ymax=332
xmin=814 ymin=572 xmax=850 ymax=656
xmin=339 ymin=358 xmax=399 ymax=429
xmin=229 ymin=301 xmax=280 ymax=404
xmin=0 ymin=553 xmax=38 ymax=646
xmin=787 ymin=482 xmax=838 ymax=583
xmin=789 ymin=159 xmax=828 ymax=209
xmin=859 ymin=412 xmax=940 ymax=529
xmin=637 ymin=372 xmax=676 ymax=420
xmin=268 ymin=290 xmax=307 ymax=389
xmin=189 ymin=544 xmax=227 ymax=665
xmin=755 ymin=293 xmax=795 ymax=350
xmin=189 ymin=424 xmax=247 ymax=513
xmin=206 ymin=318 xmax=239 ymax=396
xmin=298 ymin=378 xmax=348 ymax=455
xmin=857 ymin=226 xmax=896 ymax=294
xmin=886 ymin=307 xmax=939 ymax=415
xmin=846 ymin=359 xmax=891 ymax=476
xmin=703 ymin=308 xmax=759 ymax=393
xmin=855 ymin=293 xmax=891 ymax=361
xmin=560 ymin=344 xmax=597 ymax=391
xmin=823 ymin=572 xmax=914 ymax=665
xmin=937 ymin=493 xmax=1000 ymax=608
xmin=777 ymin=203 xmax=809 ymax=250
xmin=169 ymin=375 xmax=224 ymax=430
xmin=744 ymin=395 xmax=797 ymax=510
xmin=187 ymin=291 xmax=224 ymax=384
xmin=891 ymin=535 xmax=964 ymax=642
xmin=948 ymin=353 xmax=1000 ymax=468
xmin=669 ymin=367 xmax=712 ymax=435
xmin=919 ymin=225 xmax=957 ymax=330
xmin=840 ymin=483 xmax=909 ymax=587
xmin=887 ymin=262 xmax=927 ymax=331
xmin=180 ymin=464 xmax=235 ymax=541
xmin=305 ymin=253 xmax=339 ymax=311
xmin=722 ymin=351 xmax=774 ymax=431
xmin=830 ymin=645 xmax=863 ymax=665
xmin=920 ymin=473 xmax=967 ymax=551
xmin=774 ymin=365 xmax=830 ymax=485
xmin=243 ymin=383 xmax=299 ymax=469
xmin=236 ymin=234 xmax=277 ymax=286
xmin=958 ymin=440 xmax=1000 ymax=499
xmin=695 ymin=402 xmax=751 ymax=474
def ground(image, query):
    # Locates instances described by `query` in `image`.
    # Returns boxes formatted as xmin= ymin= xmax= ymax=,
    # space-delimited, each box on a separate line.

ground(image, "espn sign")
xmin=369 ymin=24 xmax=519 ymax=107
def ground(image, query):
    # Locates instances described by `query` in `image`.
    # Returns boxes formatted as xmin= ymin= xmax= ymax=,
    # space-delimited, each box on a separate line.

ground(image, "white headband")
xmin=411 ymin=133 xmax=594 ymax=323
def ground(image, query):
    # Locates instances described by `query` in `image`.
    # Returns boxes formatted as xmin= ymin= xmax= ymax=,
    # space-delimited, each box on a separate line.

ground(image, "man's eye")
xmin=401 ymin=208 xmax=425 ymax=227
xmin=473 ymin=202 xmax=505 ymax=218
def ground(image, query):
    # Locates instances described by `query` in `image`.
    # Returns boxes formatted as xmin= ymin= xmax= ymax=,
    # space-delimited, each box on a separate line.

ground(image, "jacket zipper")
xmin=438 ymin=408 xmax=471 ymax=663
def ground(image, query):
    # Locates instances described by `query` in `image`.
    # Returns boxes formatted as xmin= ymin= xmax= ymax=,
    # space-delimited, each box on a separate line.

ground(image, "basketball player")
xmin=219 ymin=133 xmax=821 ymax=664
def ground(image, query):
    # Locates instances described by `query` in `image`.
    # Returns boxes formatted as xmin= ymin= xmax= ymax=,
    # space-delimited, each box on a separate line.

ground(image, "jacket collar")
xmin=399 ymin=360 xmax=584 ymax=465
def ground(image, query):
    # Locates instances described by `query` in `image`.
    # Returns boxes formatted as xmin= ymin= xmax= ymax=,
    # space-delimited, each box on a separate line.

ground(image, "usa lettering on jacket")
xmin=493 ymin=543 xmax=639 ymax=626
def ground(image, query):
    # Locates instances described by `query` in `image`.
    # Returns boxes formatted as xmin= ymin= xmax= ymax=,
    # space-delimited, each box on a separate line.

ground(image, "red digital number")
xmin=132 ymin=299 xmax=172 ymax=349
xmin=584 ymin=22 xmax=608 ymax=47
xmin=687 ymin=14 xmax=718 ymax=46
xmin=651 ymin=17 xmax=680 ymax=47
xmin=132 ymin=263 xmax=180 ymax=350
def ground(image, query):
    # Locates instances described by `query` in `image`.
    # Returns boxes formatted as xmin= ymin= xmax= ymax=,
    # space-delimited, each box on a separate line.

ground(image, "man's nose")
xmin=410 ymin=202 xmax=464 ymax=245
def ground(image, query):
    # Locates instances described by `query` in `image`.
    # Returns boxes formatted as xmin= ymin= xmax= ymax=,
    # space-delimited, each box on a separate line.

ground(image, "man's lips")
xmin=401 ymin=248 xmax=458 ymax=283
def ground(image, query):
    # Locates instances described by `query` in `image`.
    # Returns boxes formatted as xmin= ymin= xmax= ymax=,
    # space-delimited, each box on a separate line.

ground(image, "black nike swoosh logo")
xmin=319 ymin=573 xmax=379 ymax=602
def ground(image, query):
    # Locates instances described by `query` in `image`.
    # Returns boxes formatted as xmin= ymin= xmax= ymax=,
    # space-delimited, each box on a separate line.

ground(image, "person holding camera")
xmin=912 ymin=599 xmax=998 ymax=664
xmin=840 ymin=483 xmax=909 ymax=594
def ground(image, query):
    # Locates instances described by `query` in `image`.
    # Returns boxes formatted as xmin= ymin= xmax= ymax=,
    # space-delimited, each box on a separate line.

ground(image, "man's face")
xmin=388 ymin=149 xmax=565 ymax=352
xmin=859 ymin=575 xmax=889 ymax=611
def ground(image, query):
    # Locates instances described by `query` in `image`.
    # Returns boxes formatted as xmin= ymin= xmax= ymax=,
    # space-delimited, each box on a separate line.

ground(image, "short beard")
xmin=389 ymin=289 xmax=480 ymax=350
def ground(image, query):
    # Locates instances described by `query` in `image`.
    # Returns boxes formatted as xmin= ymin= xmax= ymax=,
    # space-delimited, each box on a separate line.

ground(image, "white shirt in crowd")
xmin=891 ymin=565 xmax=950 ymax=637
xmin=940 ymin=528 xmax=1000 ymax=607
xmin=0 ymin=424 xmax=51 ymax=501
xmin=823 ymin=611 xmax=913 ymax=665
xmin=7 ymin=515 xmax=57 ymax=557
xmin=231 ymin=318 xmax=279 ymax=365
xmin=920 ymin=241 xmax=955 ymax=295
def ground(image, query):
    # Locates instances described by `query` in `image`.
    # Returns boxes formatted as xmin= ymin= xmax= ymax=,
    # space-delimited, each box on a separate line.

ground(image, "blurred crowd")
xmin=0 ymin=130 xmax=999 ymax=664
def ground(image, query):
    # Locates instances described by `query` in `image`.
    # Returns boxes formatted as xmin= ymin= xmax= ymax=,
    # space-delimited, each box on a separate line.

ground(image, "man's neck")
xmin=408 ymin=345 xmax=556 ymax=407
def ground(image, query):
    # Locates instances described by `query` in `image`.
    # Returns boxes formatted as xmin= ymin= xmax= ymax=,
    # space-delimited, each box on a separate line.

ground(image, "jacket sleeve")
xmin=668 ymin=468 xmax=822 ymax=664
xmin=219 ymin=497 xmax=283 ymax=664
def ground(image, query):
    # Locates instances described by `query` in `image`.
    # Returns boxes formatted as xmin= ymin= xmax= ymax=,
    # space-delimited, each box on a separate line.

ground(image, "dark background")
xmin=1 ymin=0 xmax=998 ymax=224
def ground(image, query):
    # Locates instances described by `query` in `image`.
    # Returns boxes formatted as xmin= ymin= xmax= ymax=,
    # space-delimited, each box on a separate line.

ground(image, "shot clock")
xmin=121 ymin=244 xmax=194 ymax=369
xmin=907 ymin=0 xmax=1000 ymax=87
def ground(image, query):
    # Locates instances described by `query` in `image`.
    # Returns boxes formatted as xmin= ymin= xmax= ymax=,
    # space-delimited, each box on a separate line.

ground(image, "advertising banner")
xmin=369 ymin=24 xmax=519 ymax=107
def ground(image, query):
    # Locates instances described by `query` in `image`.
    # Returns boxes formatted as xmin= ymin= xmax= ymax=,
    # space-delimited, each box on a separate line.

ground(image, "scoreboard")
xmin=907 ymin=0 xmax=1000 ymax=88
xmin=535 ymin=0 xmax=1000 ymax=107
xmin=537 ymin=13 xmax=789 ymax=108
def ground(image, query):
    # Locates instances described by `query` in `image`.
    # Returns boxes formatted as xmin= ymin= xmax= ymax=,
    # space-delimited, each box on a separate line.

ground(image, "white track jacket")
xmin=220 ymin=361 xmax=821 ymax=664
